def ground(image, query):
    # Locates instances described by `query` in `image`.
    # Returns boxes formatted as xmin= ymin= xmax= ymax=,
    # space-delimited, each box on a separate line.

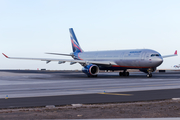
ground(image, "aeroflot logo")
xmin=71 ymin=37 xmax=79 ymax=48
xmin=70 ymin=34 xmax=79 ymax=46
xmin=130 ymin=51 xmax=142 ymax=53
xmin=71 ymin=37 xmax=82 ymax=52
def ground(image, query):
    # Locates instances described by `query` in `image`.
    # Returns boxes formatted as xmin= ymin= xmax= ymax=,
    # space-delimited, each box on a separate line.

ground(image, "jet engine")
xmin=82 ymin=64 xmax=99 ymax=77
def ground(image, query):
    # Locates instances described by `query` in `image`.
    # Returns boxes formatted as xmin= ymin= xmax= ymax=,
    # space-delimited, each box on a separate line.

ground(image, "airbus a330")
xmin=2 ymin=28 xmax=178 ymax=77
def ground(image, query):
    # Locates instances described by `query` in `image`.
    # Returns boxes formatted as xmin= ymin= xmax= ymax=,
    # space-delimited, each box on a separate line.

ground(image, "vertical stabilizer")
xmin=69 ymin=28 xmax=83 ymax=53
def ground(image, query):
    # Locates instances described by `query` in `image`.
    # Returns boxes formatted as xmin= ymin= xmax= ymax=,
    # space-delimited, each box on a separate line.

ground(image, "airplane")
xmin=173 ymin=64 xmax=180 ymax=68
xmin=2 ymin=28 xmax=178 ymax=78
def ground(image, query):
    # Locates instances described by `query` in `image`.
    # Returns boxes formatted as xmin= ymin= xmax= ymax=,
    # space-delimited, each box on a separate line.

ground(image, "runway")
xmin=0 ymin=70 xmax=180 ymax=108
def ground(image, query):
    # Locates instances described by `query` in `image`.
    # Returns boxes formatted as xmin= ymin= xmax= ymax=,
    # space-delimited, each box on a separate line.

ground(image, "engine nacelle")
xmin=82 ymin=64 xmax=99 ymax=77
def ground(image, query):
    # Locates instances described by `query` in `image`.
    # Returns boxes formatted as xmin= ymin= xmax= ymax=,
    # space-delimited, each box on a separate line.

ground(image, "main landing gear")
xmin=88 ymin=75 xmax=98 ymax=77
xmin=147 ymin=68 xmax=153 ymax=78
xmin=119 ymin=71 xmax=129 ymax=76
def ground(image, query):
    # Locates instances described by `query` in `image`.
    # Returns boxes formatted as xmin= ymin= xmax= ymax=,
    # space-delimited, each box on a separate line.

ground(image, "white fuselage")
xmin=77 ymin=49 xmax=163 ymax=69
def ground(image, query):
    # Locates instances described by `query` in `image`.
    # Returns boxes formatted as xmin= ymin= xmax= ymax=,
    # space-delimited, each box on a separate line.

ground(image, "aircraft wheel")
xmin=123 ymin=72 xmax=129 ymax=76
xmin=93 ymin=75 xmax=98 ymax=77
xmin=119 ymin=72 xmax=129 ymax=77
xmin=147 ymin=73 xmax=152 ymax=78
xmin=127 ymin=72 xmax=129 ymax=76
xmin=119 ymin=72 xmax=123 ymax=76
xmin=88 ymin=75 xmax=98 ymax=77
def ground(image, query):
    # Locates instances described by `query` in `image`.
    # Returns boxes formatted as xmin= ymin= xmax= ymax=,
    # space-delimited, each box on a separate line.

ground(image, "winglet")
xmin=2 ymin=53 xmax=9 ymax=58
xmin=174 ymin=50 xmax=177 ymax=55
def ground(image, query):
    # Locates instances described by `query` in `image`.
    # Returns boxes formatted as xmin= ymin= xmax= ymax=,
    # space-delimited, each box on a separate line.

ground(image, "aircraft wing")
xmin=45 ymin=52 xmax=74 ymax=56
xmin=2 ymin=53 xmax=117 ymax=66
xmin=162 ymin=50 xmax=178 ymax=58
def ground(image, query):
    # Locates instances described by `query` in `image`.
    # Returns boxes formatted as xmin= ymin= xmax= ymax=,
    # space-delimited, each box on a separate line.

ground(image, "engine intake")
xmin=82 ymin=64 xmax=99 ymax=76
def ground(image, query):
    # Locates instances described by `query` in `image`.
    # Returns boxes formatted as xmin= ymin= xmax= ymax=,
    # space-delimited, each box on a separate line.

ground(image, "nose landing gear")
xmin=147 ymin=73 xmax=152 ymax=78
xmin=147 ymin=68 xmax=153 ymax=78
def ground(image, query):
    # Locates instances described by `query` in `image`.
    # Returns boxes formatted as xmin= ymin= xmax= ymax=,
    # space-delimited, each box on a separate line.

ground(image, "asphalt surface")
xmin=0 ymin=70 xmax=180 ymax=108
xmin=0 ymin=88 xmax=180 ymax=109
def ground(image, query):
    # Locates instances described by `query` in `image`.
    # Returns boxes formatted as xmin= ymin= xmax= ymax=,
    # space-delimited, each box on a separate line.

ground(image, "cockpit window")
xmin=151 ymin=54 xmax=161 ymax=57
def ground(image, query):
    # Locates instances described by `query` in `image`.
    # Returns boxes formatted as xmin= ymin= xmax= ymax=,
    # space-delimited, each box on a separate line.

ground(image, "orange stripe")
xmin=78 ymin=53 xmax=83 ymax=60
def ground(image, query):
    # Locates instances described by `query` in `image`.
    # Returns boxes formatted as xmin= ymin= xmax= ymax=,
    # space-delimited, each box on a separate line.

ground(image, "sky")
xmin=0 ymin=0 xmax=180 ymax=70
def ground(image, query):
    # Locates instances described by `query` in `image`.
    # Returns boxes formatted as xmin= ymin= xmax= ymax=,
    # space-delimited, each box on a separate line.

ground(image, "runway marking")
xmin=128 ymin=86 xmax=142 ymax=88
xmin=107 ymin=87 xmax=120 ymax=89
xmin=165 ymin=84 xmax=178 ymax=86
xmin=69 ymin=89 xmax=82 ymax=90
xmin=88 ymin=88 xmax=103 ymax=90
xmin=147 ymin=85 xmax=161 ymax=86
xmin=98 ymin=92 xmax=133 ymax=96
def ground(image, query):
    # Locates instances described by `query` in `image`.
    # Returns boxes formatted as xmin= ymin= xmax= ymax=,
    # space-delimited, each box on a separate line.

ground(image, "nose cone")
xmin=154 ymin=57 xmax=163 ymax=66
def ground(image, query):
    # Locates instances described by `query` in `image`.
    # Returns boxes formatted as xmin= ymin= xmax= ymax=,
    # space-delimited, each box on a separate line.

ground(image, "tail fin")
xmin=69 ymin=28 xmax=83 ymax=53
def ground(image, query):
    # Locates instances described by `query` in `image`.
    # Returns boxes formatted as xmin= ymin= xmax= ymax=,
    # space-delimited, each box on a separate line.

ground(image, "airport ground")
xmin=0 ymin=70 xmax=180 ymax=119
xmin=1 ymin=99 xmax=180 ymax=119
